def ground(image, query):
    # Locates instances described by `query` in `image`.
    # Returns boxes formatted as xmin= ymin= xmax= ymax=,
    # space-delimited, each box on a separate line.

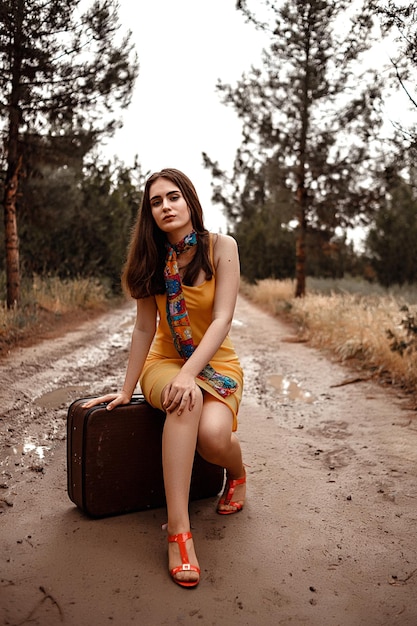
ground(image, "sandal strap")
xmin=170 ymin=563 xmax=200 ymax=576
xmin=168 ymin=532 xmax=201 ymax=577
xmin=168 ymin=531 xmax=193 ymax=545
xmin=223 ymin=475 xmax=246 ymax=505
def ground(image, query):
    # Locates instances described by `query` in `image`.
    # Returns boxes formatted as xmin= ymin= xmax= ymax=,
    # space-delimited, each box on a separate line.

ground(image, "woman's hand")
xmin=82 ymin=390 xmax=131 ymax=411
xmin=162 ymin=371 xmax=197 ymax=416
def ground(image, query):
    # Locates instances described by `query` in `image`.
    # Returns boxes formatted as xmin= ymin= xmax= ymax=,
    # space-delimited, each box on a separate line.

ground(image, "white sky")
xmin=101 ymin=1 xmax=416 ymax=242
xmin=101 ymin=0 xmax=268 ymax=232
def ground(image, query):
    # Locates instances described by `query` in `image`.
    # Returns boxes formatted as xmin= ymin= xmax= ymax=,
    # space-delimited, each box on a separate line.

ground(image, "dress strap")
xmin=209 ymin=233 xmax=216 ymax=274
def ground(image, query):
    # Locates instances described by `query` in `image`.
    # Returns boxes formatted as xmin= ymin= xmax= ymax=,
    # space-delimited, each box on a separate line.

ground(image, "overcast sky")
xmin=101 ymin=1 xmax=415 ymax=239
xmin=101 ymin=0 xmax=268 ymax=232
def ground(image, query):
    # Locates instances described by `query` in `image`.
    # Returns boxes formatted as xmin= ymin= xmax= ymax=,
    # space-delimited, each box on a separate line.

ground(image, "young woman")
xmin=83 ymin=168 xmax=246 ymax=588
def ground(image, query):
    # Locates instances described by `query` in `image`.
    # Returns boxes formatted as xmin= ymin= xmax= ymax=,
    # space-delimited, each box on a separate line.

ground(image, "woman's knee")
xmin=197 ymin=417 xmax=232 ymax=459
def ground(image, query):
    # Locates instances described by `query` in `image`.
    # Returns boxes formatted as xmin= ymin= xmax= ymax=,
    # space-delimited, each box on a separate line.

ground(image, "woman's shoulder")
xmin=210 ymin=232 xmax=238 ymax=249
xmin=210 ymin=232 xmax=238 ymax=265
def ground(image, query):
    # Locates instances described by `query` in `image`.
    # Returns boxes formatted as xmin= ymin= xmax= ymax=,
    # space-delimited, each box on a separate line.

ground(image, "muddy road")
xmin=1 ymin=295 xmax=417 ymax=626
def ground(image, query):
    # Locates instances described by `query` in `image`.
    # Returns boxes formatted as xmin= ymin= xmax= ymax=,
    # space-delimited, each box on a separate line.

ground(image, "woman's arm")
xmin=83 ymin=296 xmax=157 ymax=410
xmin=163 ymin=234 xmax=240 ymax=413
xmin=185 ymin=233 xmax=240 ymax=372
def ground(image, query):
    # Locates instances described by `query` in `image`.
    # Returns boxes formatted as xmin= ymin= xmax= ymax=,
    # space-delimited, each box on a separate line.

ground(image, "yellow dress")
xmin=139 ymin=237 xmax=243 ymax=431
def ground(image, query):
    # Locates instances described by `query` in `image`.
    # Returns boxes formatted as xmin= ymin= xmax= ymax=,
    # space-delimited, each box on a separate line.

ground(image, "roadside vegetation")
xmin=242 ymin=277 xmax=417 ymax=399
xmin=3 ymin=273 xmax=417 ymax=403
xmin=0 ymin=274 xmax=112 ymax=353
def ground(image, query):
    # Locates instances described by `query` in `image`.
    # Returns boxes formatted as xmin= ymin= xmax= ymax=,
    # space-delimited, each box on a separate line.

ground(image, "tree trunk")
xmin=294 ymin=13 xmax=312 ymax=299
xmin=3 ymin=0 xmax=24 ymax=308
xmin=295 ymin=184 xmax=307 ymax=298
xmin=4 ymin=156 xmax=22 ymax=308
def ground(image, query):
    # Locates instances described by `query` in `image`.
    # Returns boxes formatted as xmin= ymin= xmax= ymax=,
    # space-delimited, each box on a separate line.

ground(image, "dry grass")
xmin=243 ymin=278 xmax=417 ymax=395
xmin=240 ymin=278 xmax=296 ymax=315
xmin=0 ymin=275 xmax=109 ymax=344
xmin=31 ymin=274 xmax=107 ymax=314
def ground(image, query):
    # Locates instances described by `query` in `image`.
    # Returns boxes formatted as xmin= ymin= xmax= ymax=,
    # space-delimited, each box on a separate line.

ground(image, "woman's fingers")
xmin=188 ymin=388 xmax=196 ymax=411
xmin=176 ymin=391 xmax=189 ymax=416
xmin=163 ymin=384 xmax=179 ymax=411
xmin=106 ymin=397 xmax=124 ymax=411
xmin=82 ymin=394 xmax=114 ymax=409
xmin=162 ymin=383 xmax=196 ymax=415
xmin=82 ymin=393 xmax=128 ymax=411
xmin=177 ymin=386 xmax=197 ymax=414
xmin=161 ymin=384 xmax=172 ymax=410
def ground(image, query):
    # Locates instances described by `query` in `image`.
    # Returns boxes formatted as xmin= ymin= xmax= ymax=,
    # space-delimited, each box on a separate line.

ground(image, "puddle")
xmin=34 ymin=384 xmax=89 ymax=409
xmin=268 ymin=374 xmax=315 ymax=403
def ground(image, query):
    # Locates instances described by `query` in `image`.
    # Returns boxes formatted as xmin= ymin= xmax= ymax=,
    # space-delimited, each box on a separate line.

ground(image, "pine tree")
xmin=0 ymin=0 xmax=138 ymax=306
xmin=366 ymin=169 xmax=417 ymax=286
xmin=206 ymin=0 xmax=387 ymax=295
xmin=16 ymin=158 xmax=144 ymax=289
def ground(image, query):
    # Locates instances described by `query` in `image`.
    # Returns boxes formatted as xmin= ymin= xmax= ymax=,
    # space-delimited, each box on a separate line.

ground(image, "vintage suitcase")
xmin=67 ymin=394 xmax=225 ymax=518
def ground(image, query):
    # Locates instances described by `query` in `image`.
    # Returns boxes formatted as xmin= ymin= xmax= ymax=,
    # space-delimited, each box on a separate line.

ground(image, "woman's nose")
xmin=162 ymin=197 xmax=170 ymax=210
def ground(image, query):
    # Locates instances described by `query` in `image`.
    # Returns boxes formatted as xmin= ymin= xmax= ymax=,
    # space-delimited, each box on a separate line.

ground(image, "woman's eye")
xmin=151 ymin=199 xmax=161 ymax=207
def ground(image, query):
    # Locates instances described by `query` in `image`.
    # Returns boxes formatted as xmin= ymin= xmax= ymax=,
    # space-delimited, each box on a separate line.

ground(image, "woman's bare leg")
xmin=196 ymin=395 xmax=246 ymax=512
xmin=162 ymin=387 xmax=203 ymax=583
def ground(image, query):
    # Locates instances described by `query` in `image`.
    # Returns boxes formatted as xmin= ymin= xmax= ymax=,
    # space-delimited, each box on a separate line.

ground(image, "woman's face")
xmin=149 ymin=177 xmax=193 ymax=242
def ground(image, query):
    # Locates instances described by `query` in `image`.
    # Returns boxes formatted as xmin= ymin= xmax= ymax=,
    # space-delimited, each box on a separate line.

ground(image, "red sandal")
xmin=168 ymin=532 xmax=200 ymax=588
xmin=217 ymin=472 xmax=246 ymax=515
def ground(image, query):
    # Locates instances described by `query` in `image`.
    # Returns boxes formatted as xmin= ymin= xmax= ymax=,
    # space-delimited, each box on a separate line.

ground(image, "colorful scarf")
xmin=164 ymin=231 xmax=238 ymax=398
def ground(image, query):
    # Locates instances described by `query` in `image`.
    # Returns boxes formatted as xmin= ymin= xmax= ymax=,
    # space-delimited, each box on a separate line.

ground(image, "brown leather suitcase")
xmin=67 ymin=394 xmax=225 ymax=518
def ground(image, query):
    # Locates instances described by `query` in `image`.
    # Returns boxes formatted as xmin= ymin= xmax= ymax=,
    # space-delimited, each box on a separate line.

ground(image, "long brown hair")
xmin=122 ymin=168 xmax=213 ymax=298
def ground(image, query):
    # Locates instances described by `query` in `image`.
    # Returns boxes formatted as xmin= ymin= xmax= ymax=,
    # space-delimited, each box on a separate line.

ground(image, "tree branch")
xmin=390 ymin=56 xmax=417 ymax=109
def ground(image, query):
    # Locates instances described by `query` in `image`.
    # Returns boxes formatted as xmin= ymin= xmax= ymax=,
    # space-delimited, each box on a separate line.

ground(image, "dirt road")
xmin=1 ymin=295 xmax=417 ymax=626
